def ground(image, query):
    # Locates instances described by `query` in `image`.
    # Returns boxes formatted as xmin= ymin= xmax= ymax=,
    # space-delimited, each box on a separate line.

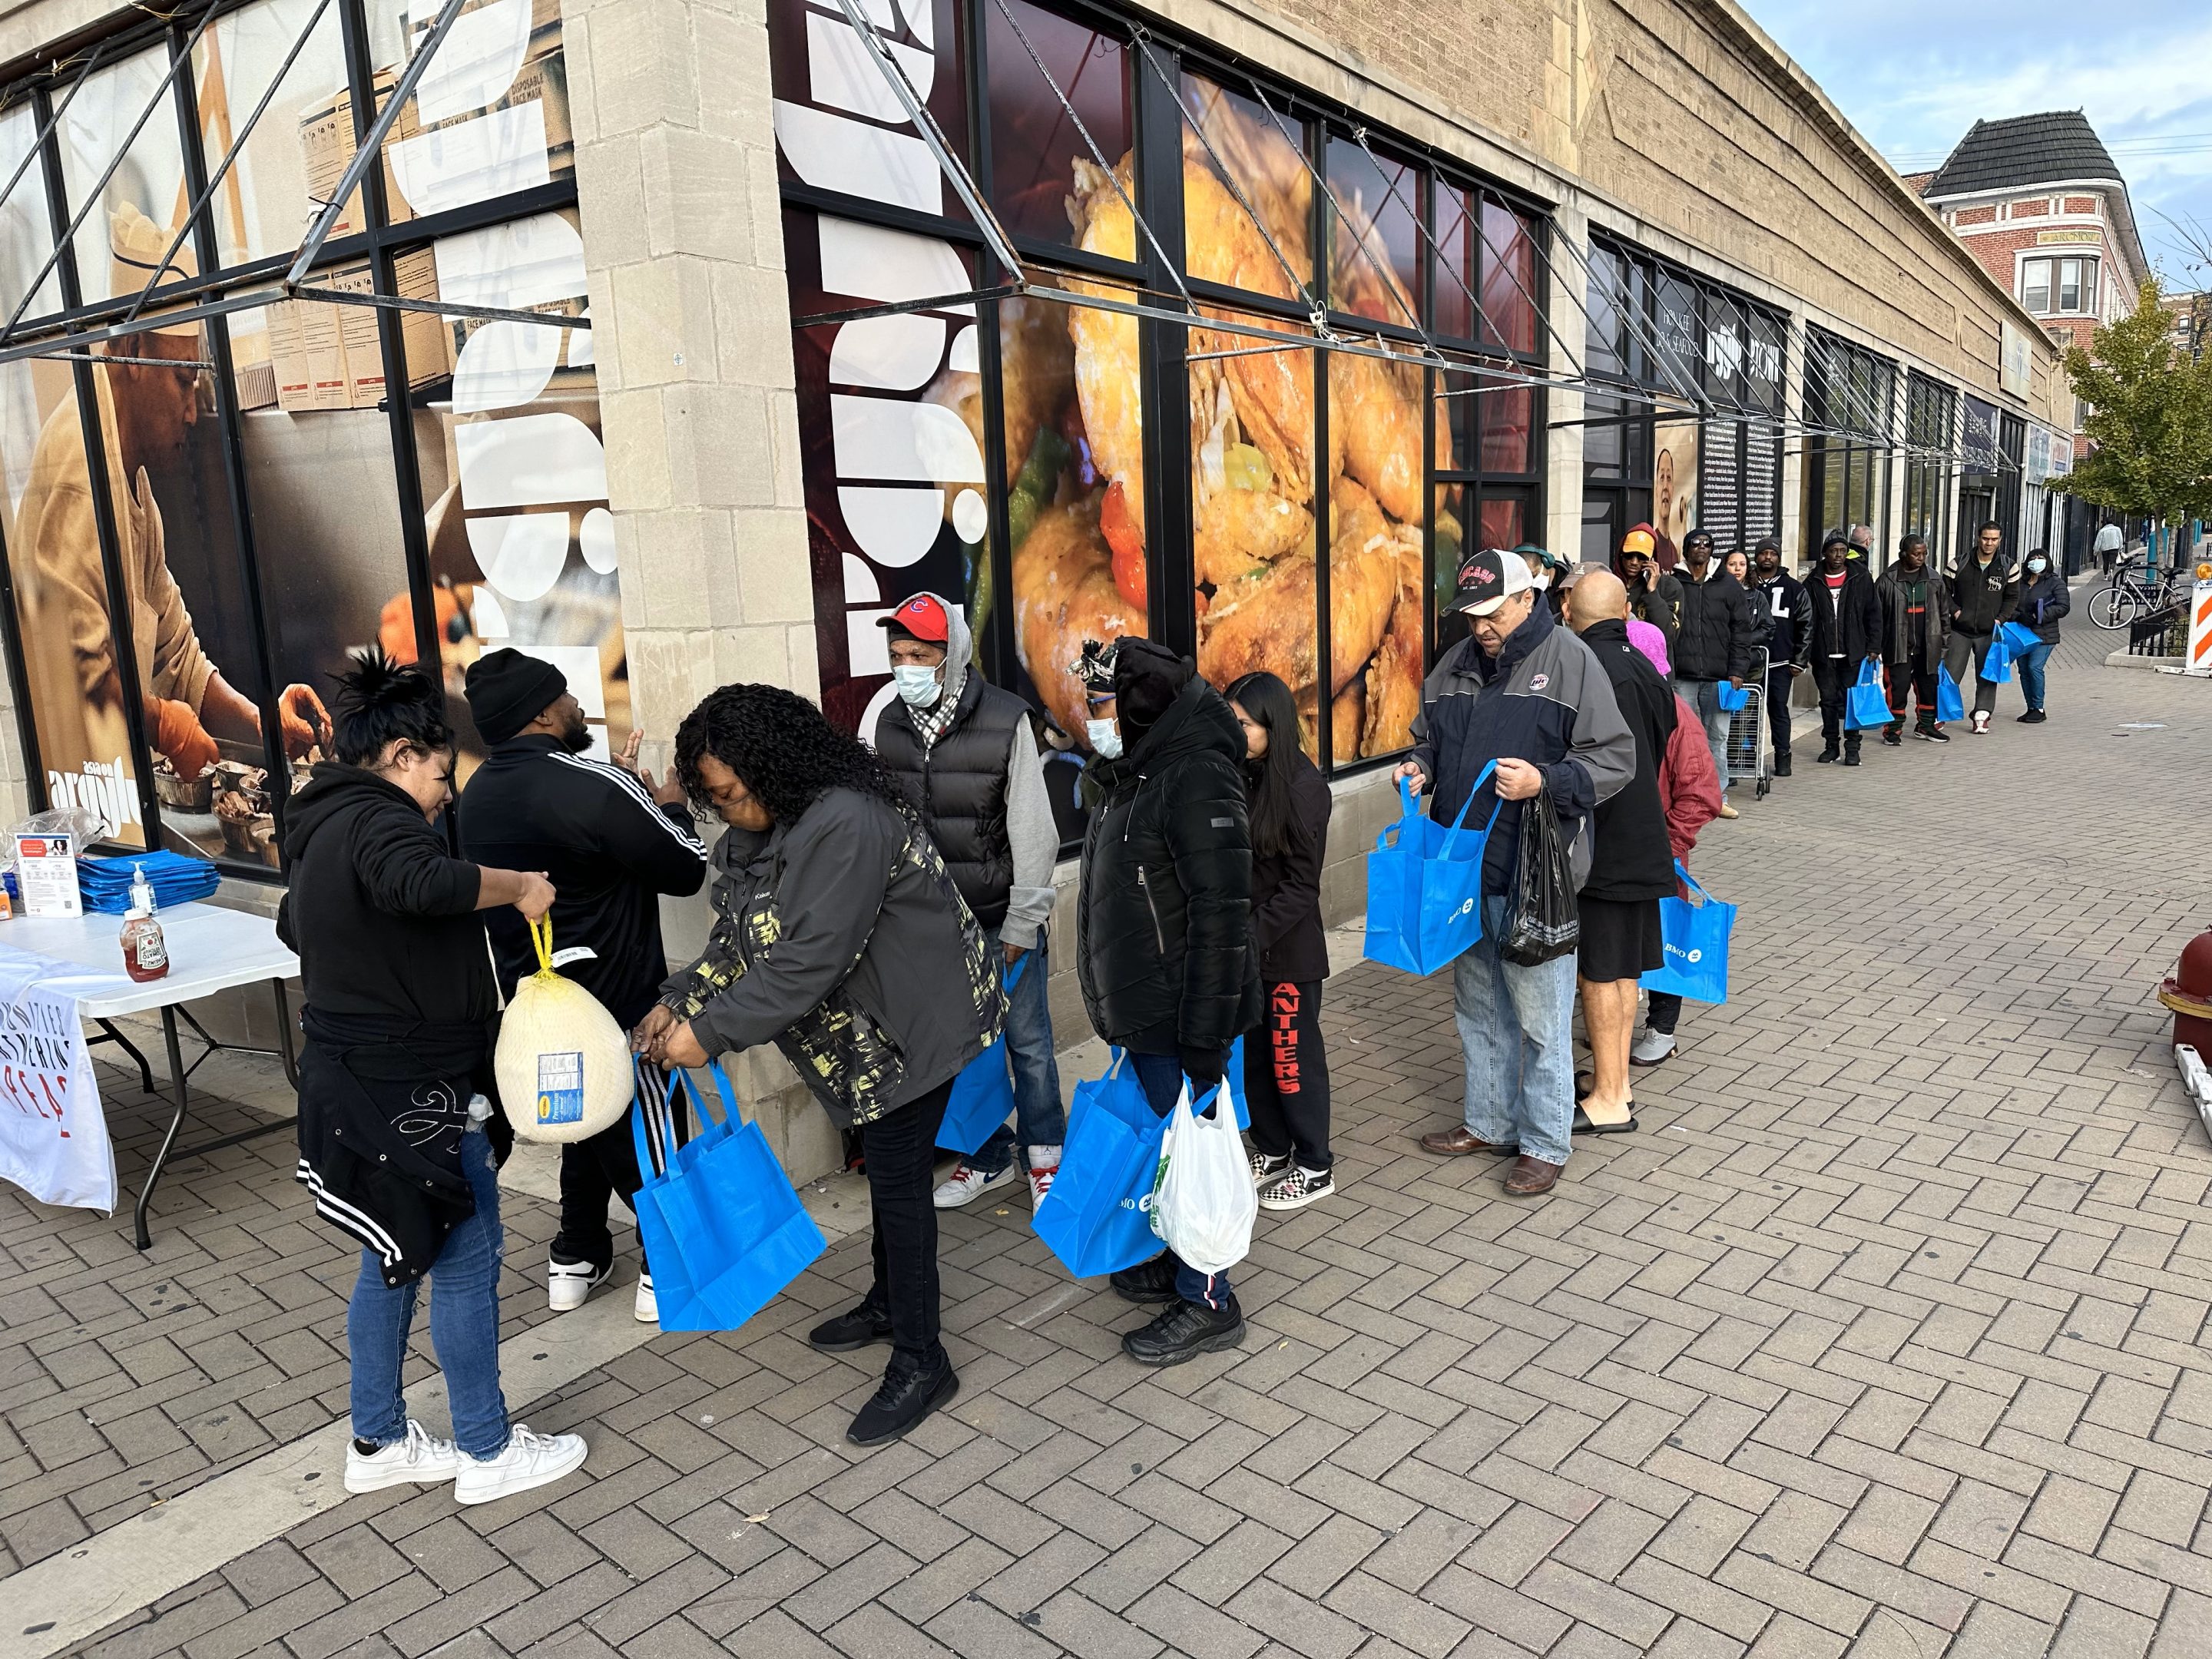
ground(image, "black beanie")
xmin=1111 ymin=637 xmax=1191 ymax=748
xmin=465 ymin=648 xmax=568 ymax=746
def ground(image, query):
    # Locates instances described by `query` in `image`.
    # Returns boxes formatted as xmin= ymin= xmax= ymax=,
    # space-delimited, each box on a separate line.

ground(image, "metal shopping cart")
xmin=1722 ymin=646 xmax=1770 ymax=800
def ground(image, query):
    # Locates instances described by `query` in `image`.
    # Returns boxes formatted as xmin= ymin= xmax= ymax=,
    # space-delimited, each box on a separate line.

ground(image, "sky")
xmin=1746 ymin=2 xmax=2212 ymax=284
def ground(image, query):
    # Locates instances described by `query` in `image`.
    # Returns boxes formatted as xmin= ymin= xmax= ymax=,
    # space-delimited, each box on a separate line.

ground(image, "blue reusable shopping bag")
xmin=1363 ymin=767 xmax=1503 ymax=976
xmin=1716 ymin=680 xmax=1750 ymax=712
xmin=935 ymin=955 xmax=1026 ymax=1155
xmin=1843 ymin=660 xmax=1890 ymax=730
xmin=1979 ymin=632 xmax=2014 ymax=684
xmin=1031 ymin=1051 xmax=1170 ymax=1278
xmin=1640 ymin=862 xmax=1734 ymax=1005
xmin=629 ymin=1061 xmax=826 ymax=1333
xmin=1998 ymin=621 xmax=2041 ymax=656
xmin=1936 ymin=666 xmax=1965 ymax=724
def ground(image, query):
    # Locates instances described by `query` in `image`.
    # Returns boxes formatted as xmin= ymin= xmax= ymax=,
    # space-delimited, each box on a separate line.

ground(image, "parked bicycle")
xmin=2088 ymin=552 xmax=2191 ymax=630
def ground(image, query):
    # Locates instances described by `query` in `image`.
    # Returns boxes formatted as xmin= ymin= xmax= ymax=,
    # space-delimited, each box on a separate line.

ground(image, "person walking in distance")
xmin=1563 ymin=571 xmax=1677 ymax=1132
xmin=1748 ymin=538 xmax=1810 ymax=777
xmin=1400 ymin=550 xmax=1634 ymax=1197
xmin=2093 ymin=518 xmax=2123 ymax=576
xmin=1224 ymin=671 xmax=1334 ymax=1211
xmin=1073 ymin=637 xmax=1263 ymax=1366
xmin=1806 ymin=531 xmax=1884 ymax=766
xmin=1667 ymin=529 xmax=1760 ymax=819
xmin=1628 ymin=626 xmax=1722 ymax=1068
xmin=867 ymin=593 xmax=1065 ymax=1212
xmin=637 ymin=684 xmax=1004 ymax=1446
xmin=282 ymin=651 xmax=588 ymax=1505
xmin=458 ymin=651 xmax=708 ymax=1326
xmin=1947 ymin=521 xmax=2017 ymax=734
xmin=2010 ymin=548 xmax=2069 ymax=724
xmin=1876 ymin=536 xmax=1952 ymax=746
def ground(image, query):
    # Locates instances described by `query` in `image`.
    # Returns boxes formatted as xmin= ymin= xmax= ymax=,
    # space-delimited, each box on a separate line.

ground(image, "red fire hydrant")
xmin=2160 ymin=929 xmax=2212 ymax=1054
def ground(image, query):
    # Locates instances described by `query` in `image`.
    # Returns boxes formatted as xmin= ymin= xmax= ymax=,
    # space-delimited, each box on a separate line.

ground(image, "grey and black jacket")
xmin=1876 ymin=562 xmax=1951 ymax=664
xmin=1408 ymin=602 xmax=1636 ymax=898
xmin=661 ymin=787 xmax=1004 ymax=1130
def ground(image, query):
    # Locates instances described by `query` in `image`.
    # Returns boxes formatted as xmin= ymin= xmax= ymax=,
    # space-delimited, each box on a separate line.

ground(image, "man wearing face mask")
xmin=459 ymin=650 xmax=707 ymax=1323
xmin=1748 ymin=539 xmax=1810 ymax=777
xmin=873 ymin=594 xmax=1065 ymax=1209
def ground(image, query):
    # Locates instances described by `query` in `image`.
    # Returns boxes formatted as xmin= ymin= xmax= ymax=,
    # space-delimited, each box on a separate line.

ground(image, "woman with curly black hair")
xmin=634 ymin=683 xmax=1004 ymax=1446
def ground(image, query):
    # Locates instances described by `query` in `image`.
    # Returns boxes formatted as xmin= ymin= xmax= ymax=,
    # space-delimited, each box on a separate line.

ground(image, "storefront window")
xmin=0 ymin=0 xmax=597 ymax=867
xmin=1326 ymin=137 xmax=1418 ymax=327
xmin=1 ymin=105 xmax=64 ymax=326
xmin=1479 ymin=197 xmax=1537 ymax=356
xmin=1801 ymin=327 xmax=1895 ymax=561
xmin=985 ymin=0 xmax=1130 ymax=248
xmin=1181 ymin=73 xmax=1311 ymax=300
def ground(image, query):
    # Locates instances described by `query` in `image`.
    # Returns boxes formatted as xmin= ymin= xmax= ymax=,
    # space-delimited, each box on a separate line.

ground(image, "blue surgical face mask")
xmin=1086 ymin=718 xmax=1123 ymax=760
xmin=891 ymin=664 xmax=942 ymax=707
xmin=2027 ymin=557 xmax=2048 ymax=574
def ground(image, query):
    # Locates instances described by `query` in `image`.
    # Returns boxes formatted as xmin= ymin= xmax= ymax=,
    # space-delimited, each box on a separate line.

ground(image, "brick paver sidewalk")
xmin=8 ymin=644 xmax=2212 ymax=1658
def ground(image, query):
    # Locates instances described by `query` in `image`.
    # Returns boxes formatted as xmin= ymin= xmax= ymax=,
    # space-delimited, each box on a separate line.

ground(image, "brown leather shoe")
xmin=1419 ymin=1127 xmax=1513 ymax=1157
xmin=1502 ymin=1155 xmax=1563 ymax=1196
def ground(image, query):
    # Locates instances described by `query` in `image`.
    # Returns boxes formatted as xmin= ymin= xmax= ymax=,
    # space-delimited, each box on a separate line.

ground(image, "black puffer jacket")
xmin=2012 ymin=565 xmax=2070 ymax=642
xmin=1078 ymin=670 xmax=1261 ymax=1062
xmin=1671 ymin=568 xmax=1761 ymax=681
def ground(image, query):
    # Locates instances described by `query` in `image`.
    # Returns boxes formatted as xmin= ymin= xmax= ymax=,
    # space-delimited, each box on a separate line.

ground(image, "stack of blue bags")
xmin=77 ymin=851 xmax=219 ymax=915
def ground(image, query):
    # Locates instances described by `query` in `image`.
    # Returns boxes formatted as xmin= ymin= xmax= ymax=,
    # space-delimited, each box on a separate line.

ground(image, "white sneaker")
xmin=634 ymin=1274 xmax=657 ymax=1325
xmin=454 ymin=1426 xmax=588 ymax=1505
xmin=932 ymin=1161 xmax=1018 ymax=1208
xmin=1250 ymin=1149 xmax=1292 ymax=1190
xmin=1025 ymin=1146 xmax=1062 ymax=1210
xmin=1630 ymin=1029 xmax=1677 ymax=1067
xmin=343 ymin=1419 xmax=461 ymax=1493
xmin=547 ymin=1255 xmax=610 ymax=1313
xmin=1972 ymin=711 xmax=1991 ymax=733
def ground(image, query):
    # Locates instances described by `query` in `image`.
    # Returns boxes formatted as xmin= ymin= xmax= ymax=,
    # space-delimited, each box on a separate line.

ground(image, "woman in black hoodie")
xmin=280 ymin=651 xmax=584 ymax=1506
xmin=1224 ymin=672 xmax=1334 ymax=1210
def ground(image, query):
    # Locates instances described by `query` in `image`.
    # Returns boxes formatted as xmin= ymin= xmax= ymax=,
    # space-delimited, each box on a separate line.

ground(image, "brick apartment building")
xmin=1906 ymin=111 xmax=2151 ymax=561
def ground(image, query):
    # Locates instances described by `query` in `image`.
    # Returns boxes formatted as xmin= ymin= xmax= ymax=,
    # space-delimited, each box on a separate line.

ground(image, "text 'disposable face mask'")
xmin=892 ymin=664 xmax=943 ymax=707
xmin=1086 ymin=718 xmax=1123 ymax=760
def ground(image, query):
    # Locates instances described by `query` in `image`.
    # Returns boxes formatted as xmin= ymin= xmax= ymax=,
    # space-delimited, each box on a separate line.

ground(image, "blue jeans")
xmin=1452 ymin=896 xmax=1576 ymax=1166
xmin=1130 ymin=1051 xmax=1234 ymax=1312
xmin=1674 ymin=677 xmax=1731 ymax=793
xmin=348 ymin=1128 xmax=510 ymax=1458
xmin=2016 ymin=639 xmax=2055 ymax=712
xmin=975 ymin=932 xmax=1066 ymax=1174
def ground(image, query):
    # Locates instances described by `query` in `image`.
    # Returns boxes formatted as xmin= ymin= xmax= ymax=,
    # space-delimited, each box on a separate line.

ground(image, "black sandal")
xmin=1571 ymin=1104 xmax=1637 ymax=1135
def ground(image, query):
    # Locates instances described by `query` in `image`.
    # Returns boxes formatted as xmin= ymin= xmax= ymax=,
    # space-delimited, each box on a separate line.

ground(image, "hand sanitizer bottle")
xmin=121 ymin=863 xmax=169 ymax=982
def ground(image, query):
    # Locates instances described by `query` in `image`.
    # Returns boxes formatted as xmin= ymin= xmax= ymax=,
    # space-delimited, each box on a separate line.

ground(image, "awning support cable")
xmin=0 ymin=39 xmax=112 ymax=228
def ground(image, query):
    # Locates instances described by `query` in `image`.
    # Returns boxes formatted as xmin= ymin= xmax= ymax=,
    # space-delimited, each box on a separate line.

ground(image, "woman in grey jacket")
xmin=635 ymin=684 xmax=1003 ymax=1447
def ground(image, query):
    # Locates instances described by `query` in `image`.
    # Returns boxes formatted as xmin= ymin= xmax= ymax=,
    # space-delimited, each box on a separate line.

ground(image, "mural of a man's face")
xmin=1654 ymin=449 xmax=1675 ymax=523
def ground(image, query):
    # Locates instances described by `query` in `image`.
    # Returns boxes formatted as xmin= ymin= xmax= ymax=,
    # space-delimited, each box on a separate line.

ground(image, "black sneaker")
xmin=1816 ymin=745 xmax=1839 ymax=763
xmin=1259 ymin=1165 xmax=1333 ymax=1212
xmin=1926 ymin=724 xmax=1952 ymax=743
xmin=1842 ymin=746 xmax=1861 ymax=767
xmin=2019 ymin=710 xmax=2047 ymax=724
xmin=1882 ymin=725 xmax=1902 ymax=746
xmin=1773 ymin=752 xmax=1791 ymax=777
xmin=809 ymin=1302 xmax=893 ymax=1353
xmin=1109 ymin=1254 xmax=1181 ymax=1304
xmin=846 ymin=1355 xmax=958 ymax=1446
xmin=1121 ymin=1299 xmax=1246 ymax=1367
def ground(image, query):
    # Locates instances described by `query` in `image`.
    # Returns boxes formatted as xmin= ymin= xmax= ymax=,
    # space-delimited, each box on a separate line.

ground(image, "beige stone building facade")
xmin=0 ymin=0 xmax=2063 ymax=1180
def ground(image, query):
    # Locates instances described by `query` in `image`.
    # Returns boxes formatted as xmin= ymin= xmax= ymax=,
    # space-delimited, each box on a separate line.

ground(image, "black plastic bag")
xmin=1499 ymin=781 xmax=1580 ymax=966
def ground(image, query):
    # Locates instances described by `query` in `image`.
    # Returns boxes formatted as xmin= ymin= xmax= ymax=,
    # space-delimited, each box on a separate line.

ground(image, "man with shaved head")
xmin=1564 ymin=570 xmax=1678 ymax=1131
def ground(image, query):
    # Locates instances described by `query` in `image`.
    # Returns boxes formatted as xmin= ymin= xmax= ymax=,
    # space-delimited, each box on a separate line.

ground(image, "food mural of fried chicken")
xmin=925 ymin=78 xmax=1454 ymax=761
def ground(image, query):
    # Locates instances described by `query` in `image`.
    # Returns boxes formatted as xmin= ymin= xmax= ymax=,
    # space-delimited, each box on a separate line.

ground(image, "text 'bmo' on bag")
xmin=495 ymin=919 xmax=633 ymax=1143
xmin=1363 ymin=766 xmax=1503 ymax=977
xmin=1641 ymin=861 xmax=1735 ymax=1005
xmin=631 ymin=1061 xmax=826 ymax=1333
xmin=1843 ymin=660 xmax=1890 ymax=730
xmin=1032 ymin=1050 xmax=1169 ymax=1279
xmin=936 ymin=955 xmax=1026 ymax=1155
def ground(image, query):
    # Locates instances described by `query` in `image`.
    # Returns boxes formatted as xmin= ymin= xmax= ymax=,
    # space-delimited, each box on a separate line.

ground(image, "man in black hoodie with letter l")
xmin=1805 ymin=531 xmax=1885 ymax=766
xmin=1749 ymin=538 xmax=1810 ymax=776
xmin=1075 ymin=636 xmax=1261 ymax=1368
xmin=458 ymin=650 xmax=707 ymax=1325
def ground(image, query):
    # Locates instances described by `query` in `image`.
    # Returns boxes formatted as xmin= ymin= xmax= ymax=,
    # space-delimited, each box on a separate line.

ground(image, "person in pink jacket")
xmin=1640 ymin=637 xmax=1723 ymax=1066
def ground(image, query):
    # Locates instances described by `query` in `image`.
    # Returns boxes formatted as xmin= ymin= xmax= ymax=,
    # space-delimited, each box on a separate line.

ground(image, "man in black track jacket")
xmin=458 ymin=650 xmax=707 ymax=1324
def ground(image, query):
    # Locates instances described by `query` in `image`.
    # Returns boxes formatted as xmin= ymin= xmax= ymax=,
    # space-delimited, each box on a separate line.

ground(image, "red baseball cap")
xmin=878 ymin=592 xmax=950 ymax=643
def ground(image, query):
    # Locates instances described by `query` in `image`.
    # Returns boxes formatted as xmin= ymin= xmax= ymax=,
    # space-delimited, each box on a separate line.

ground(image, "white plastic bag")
xmin=495 ymin=919 xmax=634 ymax=1144
xmin=1149 ymin=1080 xmax=1258 ymax=1274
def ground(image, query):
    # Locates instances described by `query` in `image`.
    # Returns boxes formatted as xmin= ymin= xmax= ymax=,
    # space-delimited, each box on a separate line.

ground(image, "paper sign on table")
xmin=15 ymin=833 xmax=82 ymax=918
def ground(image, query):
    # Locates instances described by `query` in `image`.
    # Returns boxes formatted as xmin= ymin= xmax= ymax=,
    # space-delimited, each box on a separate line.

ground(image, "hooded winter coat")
xmin=278 ymin=763 xmax=504 ymax=1286
xmin=661 ymin=787 xmax=1004 ymax=1130
xmin=1805 ymin=560 xmax=1884 ymax=675
xmin=1077 ymin=643 xmax=1261 ymax=1062
xmin=1876 ymin=560 xmax=1951 ymax=665
xmin=1670 ymin=565 xmax=1761 ymax=682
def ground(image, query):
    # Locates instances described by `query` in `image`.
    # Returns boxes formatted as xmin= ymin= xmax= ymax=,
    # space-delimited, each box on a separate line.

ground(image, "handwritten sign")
xmin=0 ymin=945 xmax=117 ymax=1212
